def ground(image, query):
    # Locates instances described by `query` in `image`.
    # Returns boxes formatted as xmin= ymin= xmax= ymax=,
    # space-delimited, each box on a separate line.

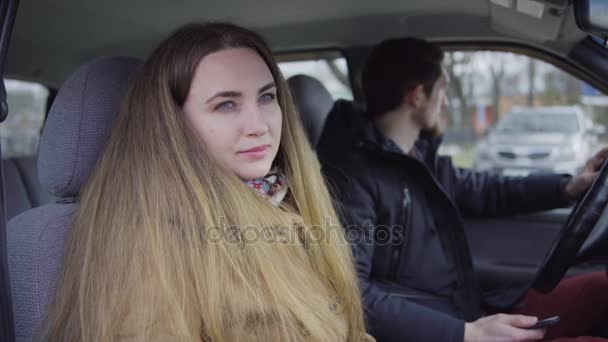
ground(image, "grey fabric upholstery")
xmin=8 ymin=204 xmax=76 ymax=339
xmin=4 ymin=156 xmax=55 ymax=221
xmin=14 ymin=157 xmax=54 ymax=207
xmin=38 ymin=56 xmax=142 ymax=198
xmin=7 ymin=56 xmax=142 ymax=340
xmin=4 ymin=158 xmax=32 ymax=220
xmin=287 ymin=74 xmax=334 ymax=147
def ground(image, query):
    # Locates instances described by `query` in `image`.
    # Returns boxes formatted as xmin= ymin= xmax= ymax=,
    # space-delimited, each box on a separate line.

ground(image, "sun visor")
xmin=488 ymin=0 xmax=568 ymax=42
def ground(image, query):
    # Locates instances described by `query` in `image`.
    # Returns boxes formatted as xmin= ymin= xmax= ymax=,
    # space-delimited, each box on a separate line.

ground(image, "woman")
xmin=43 ymin=22 xmax=370 ymax=341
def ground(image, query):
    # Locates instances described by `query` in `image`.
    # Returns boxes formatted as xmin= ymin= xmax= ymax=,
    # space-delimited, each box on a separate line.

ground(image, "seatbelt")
xmin=0 ymin=0 xmax=20 ymax=341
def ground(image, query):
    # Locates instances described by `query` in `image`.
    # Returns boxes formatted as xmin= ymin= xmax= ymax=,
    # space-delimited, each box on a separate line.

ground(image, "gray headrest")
xmin=38 ymin=56 xmax=142 ymax=198
xmin=287 ymin=75 xmax=334 ymax=147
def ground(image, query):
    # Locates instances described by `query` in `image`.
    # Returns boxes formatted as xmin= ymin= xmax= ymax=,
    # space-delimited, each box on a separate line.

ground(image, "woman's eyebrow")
xmin=205 ymin=91 xmax=242 ymax=104
xmin=205 ymin=82 xmax=275 ymax=103
xmin=258 ymin=82 xmax=276 ymax=94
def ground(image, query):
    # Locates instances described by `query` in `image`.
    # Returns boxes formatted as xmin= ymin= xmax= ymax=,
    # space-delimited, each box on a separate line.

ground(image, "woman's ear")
xmin=405 ymin=84 xmax=426 ymax=108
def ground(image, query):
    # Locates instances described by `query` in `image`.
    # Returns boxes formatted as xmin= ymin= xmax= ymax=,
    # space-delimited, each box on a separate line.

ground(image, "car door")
xmin=0 ymin=0 xmax=21 ymax=341
xmin=436 ymin=45 xmax=608 ymax=292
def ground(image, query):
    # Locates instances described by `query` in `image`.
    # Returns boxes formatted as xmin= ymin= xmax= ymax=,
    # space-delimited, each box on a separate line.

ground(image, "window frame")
xmin=0 ymin=78 xmax=51 ymax=158
xmin=436 ymin=40 xmax=608 ymax=95
xmin=275 ymin=48 xmax=354 ymax=101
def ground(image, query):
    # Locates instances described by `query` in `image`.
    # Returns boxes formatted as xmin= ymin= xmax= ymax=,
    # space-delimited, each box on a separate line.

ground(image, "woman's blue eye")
xmin=259 ymin=92 xmax=276 ymax=103
xmin=214 ymin=101 xmax=236 ymax=111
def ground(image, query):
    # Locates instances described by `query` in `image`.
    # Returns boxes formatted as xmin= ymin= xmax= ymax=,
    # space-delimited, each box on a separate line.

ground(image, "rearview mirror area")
xmin=574 ymin=0 xmax=608 ymax=42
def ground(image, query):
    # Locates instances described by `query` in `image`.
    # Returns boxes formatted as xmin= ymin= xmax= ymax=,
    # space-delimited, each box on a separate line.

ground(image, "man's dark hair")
xmin=362 ymin=38 xmax=444 ymax=119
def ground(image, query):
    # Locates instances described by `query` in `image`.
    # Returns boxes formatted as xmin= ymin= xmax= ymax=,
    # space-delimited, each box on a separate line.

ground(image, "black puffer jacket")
xmin=317 ymin=100 xmax=572 ymax=342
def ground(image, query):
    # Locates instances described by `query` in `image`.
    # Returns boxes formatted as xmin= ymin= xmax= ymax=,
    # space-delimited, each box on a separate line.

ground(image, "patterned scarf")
xmin=245 ymin=167 xmax=289 ymax=206
xmin=244 ymin=169 xmax=377 ymax=341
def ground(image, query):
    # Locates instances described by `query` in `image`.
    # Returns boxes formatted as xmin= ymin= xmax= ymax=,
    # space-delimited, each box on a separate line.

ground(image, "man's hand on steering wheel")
xmin=533 ymin=147 xmax=608 ymax=293
xmin=566 ymin=147 xmax=608 ymax=200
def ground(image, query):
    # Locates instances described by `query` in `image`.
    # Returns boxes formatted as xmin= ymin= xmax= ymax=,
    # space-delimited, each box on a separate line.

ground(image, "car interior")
xmin=1 ymin=0 xmax=608 ymax=340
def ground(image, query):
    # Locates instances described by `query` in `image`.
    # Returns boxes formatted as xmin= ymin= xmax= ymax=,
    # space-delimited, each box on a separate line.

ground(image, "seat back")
xmin=7 ymin=56 xmax=141 ymax=340
xmin=13 ymin=157 xmax=54 ymax=208
xmin=4 ymin=158 xmax=31 ymax=220
xmin=287 ymin=74 xmax=333 ymax=147
xmin=4 ymin=157 xmax=54 ymax=220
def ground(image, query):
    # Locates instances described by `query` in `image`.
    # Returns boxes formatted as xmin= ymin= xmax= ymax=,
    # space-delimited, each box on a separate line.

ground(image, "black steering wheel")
xmin=532 ymin=158 xmax=608 ymax=293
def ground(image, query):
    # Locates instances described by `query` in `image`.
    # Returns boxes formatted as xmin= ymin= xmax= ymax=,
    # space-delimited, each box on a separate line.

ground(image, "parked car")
xmin=474 ymin=106 xmax=605 ymax=176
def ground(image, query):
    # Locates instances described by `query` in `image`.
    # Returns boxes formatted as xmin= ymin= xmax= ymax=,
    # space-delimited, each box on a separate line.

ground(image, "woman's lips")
xmin=238 ymin=145 xmax=270 ymax=160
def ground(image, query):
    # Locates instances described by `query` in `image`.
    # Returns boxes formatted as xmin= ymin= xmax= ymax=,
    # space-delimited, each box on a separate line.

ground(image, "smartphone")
xmin=526 ymin=316 xmax=560 ymax=330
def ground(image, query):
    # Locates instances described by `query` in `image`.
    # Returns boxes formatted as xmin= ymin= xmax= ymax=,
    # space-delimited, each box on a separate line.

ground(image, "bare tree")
xmin=542 ymin=72 xmax=562 ymax=105
xmin=565 ymin=74 xmax=582 ymax=104
xmin=488 ymin=56 xmax=505 ymax=118
xmin=527 ymin=58 xmax=536 ymax=106
xmin=444 ymin=52 xmax=474 ymax=129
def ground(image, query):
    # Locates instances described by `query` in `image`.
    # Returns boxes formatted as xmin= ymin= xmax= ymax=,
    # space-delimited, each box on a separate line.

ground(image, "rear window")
xmin=0 ymin=79 xmax=49 ymax=158
xmin=278 ymin=52 xmax=352 ymax=100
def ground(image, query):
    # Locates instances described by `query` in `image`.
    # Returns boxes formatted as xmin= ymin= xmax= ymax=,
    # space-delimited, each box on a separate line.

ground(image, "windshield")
xmin=496 ymin=113 xmax=580 ymax=134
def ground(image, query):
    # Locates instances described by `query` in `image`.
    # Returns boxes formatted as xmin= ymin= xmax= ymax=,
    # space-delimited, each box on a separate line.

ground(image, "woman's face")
xmin=183 ymin=48 xmax=282 ymax=180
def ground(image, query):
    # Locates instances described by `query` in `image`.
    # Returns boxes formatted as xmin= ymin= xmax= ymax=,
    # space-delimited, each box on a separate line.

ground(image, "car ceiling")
xmin=6 ymin=0 xmax=587 ymax=88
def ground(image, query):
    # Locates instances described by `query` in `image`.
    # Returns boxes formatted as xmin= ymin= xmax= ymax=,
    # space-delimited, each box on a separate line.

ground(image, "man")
xmin=317 ymin=38 xmax=608 ymax=341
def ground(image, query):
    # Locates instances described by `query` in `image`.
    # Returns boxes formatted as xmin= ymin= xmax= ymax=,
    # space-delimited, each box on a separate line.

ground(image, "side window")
xmin=278 ymin=52 xmax=353 ymax=100
xmin=0 ymin=79 xmax=49 ymax=158
xmin=440 ymin=50 xmax=607 ymax=177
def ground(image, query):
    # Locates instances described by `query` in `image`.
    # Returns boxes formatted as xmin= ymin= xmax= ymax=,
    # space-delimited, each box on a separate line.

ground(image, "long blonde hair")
xmin=42 ymin=23 xmax=365 ymax=341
